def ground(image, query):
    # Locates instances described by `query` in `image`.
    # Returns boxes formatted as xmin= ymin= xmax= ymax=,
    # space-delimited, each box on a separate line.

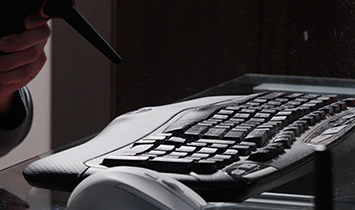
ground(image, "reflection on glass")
xmin=0 ymin=188 xmax=29 ymax=210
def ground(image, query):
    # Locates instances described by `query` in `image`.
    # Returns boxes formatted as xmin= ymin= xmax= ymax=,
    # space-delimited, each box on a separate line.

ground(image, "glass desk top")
xmin=3 ymin=74 xmax=355 ymax=209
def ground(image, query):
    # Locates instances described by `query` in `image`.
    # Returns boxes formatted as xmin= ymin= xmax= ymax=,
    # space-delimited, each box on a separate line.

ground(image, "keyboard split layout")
xmin=100 ymin=92 xmax=355 ymax=175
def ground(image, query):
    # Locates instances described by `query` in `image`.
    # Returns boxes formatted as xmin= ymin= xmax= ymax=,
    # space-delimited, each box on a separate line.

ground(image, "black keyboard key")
xmin=286 ymin=93 xmax=305 ymax=99
xmin=291 ymin=122 xmax=305 ymax=134
xmin=246 ymin=102 xmax=261 ymax=107
xmin=294 ymin=98 xmax=309 ymax=103
xmin=254 ymin=113 xmax=272 ymax=120
xmin=343 ymin=98 xmax=355 ymax=107
xmin=184 ymin=125 xmax=209 ymax=137
xmin=217 ymin=109 xmax=235 ymax=115
xmin=147 ymin=157 xmax=193 ymax=173
xmin=281 ymin=131 xmax=296 ymax=143
xmin=248 ymin=150 xmax=273 ymax=162
xmin=222 ymin=149 xmax=240 ymax=161
xmin=187 ymin=142 xmax=207 ymax=148
xmin=301 ymin=115 xmax=315 ymax=126
xmin=257 ymin=124 xmax=276 ymax=136
xmin=203 ymin=128 xmax=228 ymax=139
xmin=317 ymin=96 xmax=332 ymax=105
xmin=260 ymin=108 xmax=278 ymax=115
xmin=168 ymin=152 xmax=188 ymax=158
xmin=330 ymin=103 xmax=341 ymax=113
xmin=155 ymin=144 xmax=175 ymax=152
xmin=326 ymin=95 xmax=339 ymax=103
xmin=336 ymin=101 xmax=347 ymax=110
xmin=231 ymin=145 xmax=252 ymax=156
xmin=225 ymin=105 xmax=242 ymax=111
xmin=237 ymin=163 xmax=259 ymax=172
xmin=204 ymin=158 xmax=228 ymax=170
xmin=298 ymin=106 xmax=311 ymax=115
xmin=256 ymin=127 xmax=272 ymax=138
xmin=134 ymin=138 xmax=162 ymax=145
xmin=248 ymin=118 xmax=266 ymax=125
xmin=277 ymin=132 xmax=293 ymax=144
xmin=198 ymin=147 xmax=219 ymax=155
xmin=270 ymin=116 xmax=289 ymax=127
xmin=212 ymin=154 xmax=234 ymax=161
xmin=204 ymin=119 xmax=222 ymax=125
xmin=276 ymin=111 xmax=294 ymax=123
xmin=310 ymin=99 xmax=325 ymax=109
xmin=305 ymin=103 xmax=321 ymax=112
xmin=212 ymin=114 xmax=230 ymax=120
xmin=302 ymin=94 xmax=321 ymax=100
xmin=102 ymin=155 xmax=149 ymax=167
xmin=214 ymin=125 xmax=231 ymax=130
xmin=219 ymin=121 xmax=238 ymax=127
xmin=273 ymin=137 xmax=291 ymax=148
xmin=284 ymin=108 xmax=300 ymax=120
xmin=190 ymin=153 xmax=210 ymax=159
xmin=210 ymin=144 xmax=229 ymax=152
xmin=264 ymin=146 xmax=280 ymax=157
xmin=274 ymin=98 xmax=289 ymax=103
xmin=252 ymin=98 xmax=268 ymax=103
xmin=223 ymin=131 xmax=245 ymax=142
xmin=240 ymin=122 xmax=258 ymax=129
xmin=240 ymin=108 xmax=257 ymax=115
xmin=233 ymin=124 xmax=254 ymax=133
xmin=197 ymin=139 xmax=235 ymax=145
xmin=259 ymin=92 xmax=287 ymax=100
xmin=284 ymin=126 xmax=300 ymax=137
xmin=319 ymin=106 xmax=334 ymax=115
xmin=267 ymin=101 xmax=282 ymax=107
xmin=296 ymin=120 xmax=309 ymax=131
xmin=244 ymin=129 xmax=269 ymax=147
xmin=164 ymin=136 xmax=187 ymax=145
xmin=175 ymin=146 xmax=197 ymax=153
xmin=309 ymin=113 xmax=320 ymax=123
xmin=239 ymin=141 xmax=257 ymax=151
xmin=286 ymin=101 xmax=302 ymax=107
xmin=227 ymin=118 xmax=245 ymax=125
xmin=267 ymin=143 xmax=285 ymax=155
xmin=302 ymin=103 xmax=318 ymax=112
xmin=139 ymin=134 xmax=167 ymax=142
xmin=234 ymin=113 xmax=251 ymax=120
xmin=209 ymin=154 xmax=234 ymax=166
xmin=192 ymin=160 xmax=219 ymax=174
xmin=269 ymin=142 xmax=285 ymax=151
xmin=316 ymin=110 xmax=326 ymax=119
xmin=147 ymin=150 xmax=167 ymax=156
xmin=267 ymin=120 xmax=283 ymax=131
xmin=280 ymin=104 xmax=296 ymax=110
xmin=198 ymin=122 xmax=216 ymax=127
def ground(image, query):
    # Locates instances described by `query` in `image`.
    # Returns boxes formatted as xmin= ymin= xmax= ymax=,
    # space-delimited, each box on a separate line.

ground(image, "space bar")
xmin=101 ymin=155 xmax=193 ymax=173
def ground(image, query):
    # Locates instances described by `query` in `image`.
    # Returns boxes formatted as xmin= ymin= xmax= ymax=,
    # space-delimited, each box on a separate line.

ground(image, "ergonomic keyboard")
xmin=23 ymin=92 xmax=355 ymax=201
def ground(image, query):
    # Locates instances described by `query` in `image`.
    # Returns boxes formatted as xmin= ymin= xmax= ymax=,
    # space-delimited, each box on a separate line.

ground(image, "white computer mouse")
xmin=67 ymin=166 xmax=207 ymax=210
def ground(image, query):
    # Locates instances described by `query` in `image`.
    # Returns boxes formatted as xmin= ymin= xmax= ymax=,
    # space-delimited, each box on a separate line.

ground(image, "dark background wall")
xmin=51 ymin=0 xmax=355 ymax=148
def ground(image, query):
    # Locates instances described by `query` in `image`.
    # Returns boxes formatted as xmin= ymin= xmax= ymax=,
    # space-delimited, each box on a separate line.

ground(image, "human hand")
xmin=0 ymin=15 xmax=51 ymax=114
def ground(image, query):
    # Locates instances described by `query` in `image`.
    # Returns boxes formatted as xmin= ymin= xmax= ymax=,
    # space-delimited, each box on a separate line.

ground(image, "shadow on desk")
xmin=0 ymin=188 xmax=29 ymax=209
